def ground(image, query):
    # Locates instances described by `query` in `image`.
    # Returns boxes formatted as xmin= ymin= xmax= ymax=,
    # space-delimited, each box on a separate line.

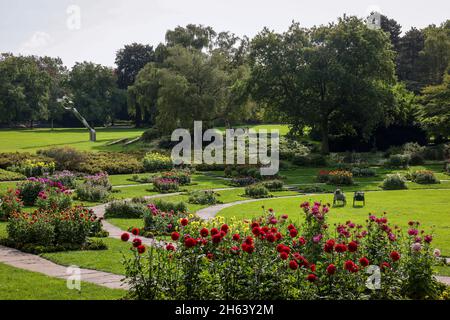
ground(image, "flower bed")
xmin=3 ymin=206 xmax=106 ymax=253
xmin=143 ymin=203 xmax=193 ymax=235
xmin=0 ymin=189 xmax=23 ymax=220
xmin=8 ymin=159 xmax=55 ymax=177
xmin=153 ymin=178 xmax=179 ymax=193
xmin=17 ymin=177 xmax=68 ymax=206
xmin=327 ymin=170 xmax=353 ymax=185
xmin=75 ymin=172 xmax=112 ymax=202
xmin=0 ymin=168 xmax=26 ymax=181
xmin=382 ymin=174 xmax=408 ymax=190
xmin=143 ymin=152 xmax=173 ymax=172
xmin=409 ymin=170 xmax=440 ymax=185
xmin=122 ymin=203 xmax=444 ymax=300
xmin=155 ymin=170 xmax=191 ymax=185
xmin=188 ymin=190 xmax=220 ymax=205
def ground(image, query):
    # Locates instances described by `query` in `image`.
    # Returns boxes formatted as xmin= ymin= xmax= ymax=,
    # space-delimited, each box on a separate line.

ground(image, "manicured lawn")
xmin=217 ymin=189 xmax=450 ymax=256
xmin=0 ymin=128 xmax=146 ymax=153
xmin=42 ymin=238 xmax=131 ymax=276
xmin=0 ymin=262 xmax=125 ymax=300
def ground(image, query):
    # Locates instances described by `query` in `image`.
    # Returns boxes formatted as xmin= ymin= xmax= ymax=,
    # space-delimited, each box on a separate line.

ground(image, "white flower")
xmin=411 ymin=242 xmax=422 ymax=252
xmin=433 ymin=249 xmax=441 ymax=257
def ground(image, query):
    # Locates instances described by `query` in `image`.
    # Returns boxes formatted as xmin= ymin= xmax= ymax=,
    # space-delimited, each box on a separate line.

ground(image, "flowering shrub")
xmin=230 ymin=176 xmax=258 ymax=187
xmin=244 ymin=184 xmax=270 ymax=198
xmin=0 ymin=189 xmax=23 ymax=220
xmin=382 ymin=174 xmax=408 ymax=190
xmin=75 ymin=173 xmax=112 ymax=202
xmin=47 ymin=170 xmax=77 ymax=189
xmin=409 ymin=170 xmax=440 ymax=185
xmin=260 ymin=180 xmax=284 ymax=191
xmin=123 ymin=204 xmax=443 ymax=300
xmin=38 ymin=146 xmax=87 ymax=171
xmin=317 ymin=170 xmax=330 ymax=183
xmin=8 ymin=159 xmax=55 ymax=177
xmin=351 ymin=167 xmax=376 ymax=177
xmin=17 ymin=177 xmax=67 ymax=206
xmin=327 ymin=170 xmax=354 ymax=185
xmin=0 ymin=168 xmax=26 ymax=181
xmin=155 ymin=170 xmax=191 ymax=185
xmin=385 ymin=154 xmax=410 ymax=169
xmin=104 ymin=200 xmax=148 ymax=218
xmin=143 ymin=152 xmax=173 ymax=172
xmin=35 ymin=188 xmax=73 ymax=212
xmin=143 ymin=203 xmax=193 ymax=234
xmin=153 ymin=178 xmax=179 ymax=193
xmin=5 ymin=206 xmax=104 ymax=252
xmin=188 ymin=190 xmax=220 ymax=205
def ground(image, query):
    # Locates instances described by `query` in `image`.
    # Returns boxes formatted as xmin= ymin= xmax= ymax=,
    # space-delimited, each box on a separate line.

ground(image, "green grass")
xmin=218 ymin=189 xmax=450 ymax=256
xmin=42 ymin=238 xmax=131 ymax=276
xmin=0 ymin=262 xmax=125 ymax=300
xmin=0 ymin=128 xmax=146 ymax=153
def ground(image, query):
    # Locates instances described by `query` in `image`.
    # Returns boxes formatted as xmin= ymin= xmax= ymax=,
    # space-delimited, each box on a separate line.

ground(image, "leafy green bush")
xmin=382 ymin=174 xmax=408 ymax=190
xmin=244 ymin=184 xmax=270 ymax=198
xmin=79 ymin=152 xmax=144 ymax=174
xmin=75 ymin=183 xmax=110 ymax=202
xmin=153 ymin=178 xmax=179 ymax=193
xmin=155 ymin=170 xmax=191 ymax=185
xmin=230 ymin=176 xmax=258 ymax=187
xmin=298 ymin=185 xmax=326 ymax=193
xmin=148 ymin=199 xmax=187 ymax=213
xmin=351 ymin=167 xmax=376 ymax=177
xmin=0 ymin=152 xmax=51 ymax=170
xmin=0 ymin=189 xmax=23 ymax=220
xmin=35 ymin=188 xmax=73 ymax=212
xmin=104 ymin=200 xmax=148 ymax=218
xmin=6 ymin=206 xmax=101 ymax=250
xmin=0 ymin=169 xmax=26 ymax=181
xmin=38 ymin=146 xmax=87 ymax=171
xmin=260 ymin=179 xmax=284 ymax=191
xmin=327 ymin=170 xmax=354 ymax=185
xmin=410 ymin=170 xmax=440 ymax=184
xmin=188 ymin=190 xmax=220 ymax=205
xmin=141 ymin=127 xmax=161 ymax=142
xmin=143 ymin=152 xmax=173 ymax=172
xmin=17 ymin=179 xmax=46 ymax=206
xmin=279 ymin=137 xmax=310 ymax=161
xmin=8 ymin=159 xmax=55 ymax=177
xmin=48 ymin=170 xmax=77 ymax=189
xmin=385 ymin=154 xmax=410 ymax=169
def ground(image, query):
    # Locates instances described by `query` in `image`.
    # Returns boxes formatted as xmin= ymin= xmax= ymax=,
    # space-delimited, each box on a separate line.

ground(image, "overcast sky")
xmin=1 ymin=0 xmax=448 ymax=68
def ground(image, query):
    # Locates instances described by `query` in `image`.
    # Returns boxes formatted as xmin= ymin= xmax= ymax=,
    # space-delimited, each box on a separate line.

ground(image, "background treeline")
xmin=0 ymin=14 xmax=449 ymax=153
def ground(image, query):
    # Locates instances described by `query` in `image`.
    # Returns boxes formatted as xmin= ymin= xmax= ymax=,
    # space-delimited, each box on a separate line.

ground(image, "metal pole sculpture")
xmin=58 ymin=96 xmax=96 ymax=142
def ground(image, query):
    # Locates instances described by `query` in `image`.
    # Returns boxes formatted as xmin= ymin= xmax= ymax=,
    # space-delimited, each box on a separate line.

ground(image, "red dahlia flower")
xmin=307 ymin=274 xmax=317 ymax=282
xmin=171 ymin=232 xmax=180 ymax=241
xmin=390 ymin=251 xmax=401 ymax=262
xmin=184 ymin=237 xmax=197 ymax=248
xmin=310 ymin=264 xmax=316 ymax=272
xmin=212 ymin=234 xmax=222 ymax=244
xmin=289 ymin=260 xmax=299 ymax=270
xmin=344 ymin=260 xmax=356 ymax=272
xmin=266 ymin=233 xmax=276 ymax=243
xmin=200 ymin=228 xmax=209 ymax=237
xmin=221 ymin=224 xmax=229 ymax=233
xmin=287 ymin=224 xmax=295 ymax=230
xmin=348 ymin=241 xmax=358 ymax=253
xmin=137 ymin=245 xmax=146 ymax=254
xmin=132 ymin=238 xmax=142 ymax=248
xmin=211 ymin=228 xmax=219 ymax=236
xmin=241 ymin=243 xmax=254 ymax=254
xmin=289 ymin=228 xmax=298 ymax=238
xmin=359 ymin=257 xmax=370 ymax=267
xmin=121 ymin=233 xmax=130 ymax=242
xmin=232 ymin=234 xmax=240 ymax=241
xmin=335 ymin=243 xmax=347 ymax=253
xmin=131 ymin=228 xmax=140 ymax=236
xmin=326 ymin=264 xmax=336 ymax=275
xmin=245 ymin=236 xmax=254 ymax=245
xmin=280 ymin=252 xmax=289 ymax=260
xmin=252 ymin=226 xmax=261 ymax=236
xmin=181 ymin=218 xmax=188 ymax=226
xmin=166 ymin=243 xmax=175 ymax=251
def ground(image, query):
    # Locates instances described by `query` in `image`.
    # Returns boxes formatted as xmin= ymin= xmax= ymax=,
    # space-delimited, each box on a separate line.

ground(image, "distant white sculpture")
xmin=58 ymin=95 xmax=96 ymax=142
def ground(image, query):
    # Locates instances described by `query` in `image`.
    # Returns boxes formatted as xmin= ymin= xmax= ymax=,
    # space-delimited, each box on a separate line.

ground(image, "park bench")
xmin=333 ymin=189 xmax=346 ymax=206
xmin=353 ymin=191 xmax=365 ymax=207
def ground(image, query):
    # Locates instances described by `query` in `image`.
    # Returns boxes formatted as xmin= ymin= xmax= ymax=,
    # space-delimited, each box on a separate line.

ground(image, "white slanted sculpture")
xmin=58 ymin=95 xmax=96 ymax=142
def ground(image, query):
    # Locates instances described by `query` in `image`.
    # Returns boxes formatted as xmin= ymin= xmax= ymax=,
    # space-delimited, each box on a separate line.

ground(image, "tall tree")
xmin=397 ymin=28 xmax=425 ymax=92
xmin=68 ymin=62 xmax=121 ymax=126
xmin=165 ymin=24 xmax=216 ymax=50
xmin=419 ymin=68 xmax=450 ymax=139
xmin=115 ymin=43 xmax=154 ymax=126
xmin=380 ymin=14 xmax=402 ymax=53
xmin=249 ymin=17 xmax=396 ymax=153
xmin=0 ymin=54 xmax=51 ymax=127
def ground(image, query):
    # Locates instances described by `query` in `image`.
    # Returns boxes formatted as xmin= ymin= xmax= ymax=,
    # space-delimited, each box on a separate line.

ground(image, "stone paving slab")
xmin=0 ymin=245 xmax=128 ymax=290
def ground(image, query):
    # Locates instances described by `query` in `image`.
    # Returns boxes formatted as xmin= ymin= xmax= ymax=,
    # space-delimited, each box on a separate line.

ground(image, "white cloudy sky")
xmin=1 ymin=0 xmax=448 ymax=68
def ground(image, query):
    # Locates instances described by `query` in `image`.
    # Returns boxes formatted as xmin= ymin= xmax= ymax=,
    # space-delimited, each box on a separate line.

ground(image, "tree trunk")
xmin=30 ymin=120 xmax=34 ymax=129
xmin=51 ymin=119 xmax=54 ymax=131
xmin=321 ymin=120 xmax=330 ymax=154
xmin=135 ymin=106 xmax=142 ymax=128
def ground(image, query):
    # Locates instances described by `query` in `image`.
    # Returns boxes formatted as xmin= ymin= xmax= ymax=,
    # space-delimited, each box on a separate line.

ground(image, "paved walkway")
xmin=0 ymin=245 xmax=128 ymax=290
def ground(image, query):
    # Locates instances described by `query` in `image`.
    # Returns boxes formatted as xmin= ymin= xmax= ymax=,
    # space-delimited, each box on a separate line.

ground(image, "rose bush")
xmin=123 ymin=203 xmax=443 ymax=300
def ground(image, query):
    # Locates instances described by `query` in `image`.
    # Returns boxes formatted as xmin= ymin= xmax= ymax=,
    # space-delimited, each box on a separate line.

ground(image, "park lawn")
xmin=0 ymin=181 xmax=16 ymax=193
xmin=0 ymin=262 xmax=125 ymax=300
xmin=109 ymin=173 xmax=153 ymax=186
xmin=217 ymin=189 xmax=450 ymax=256
xmin=0 ymin=221 xmax=7 ymax=238
xmin=0 ymin=128 xmax=146 ymax=153
xmin=42 ymin=237 xmax=131 ymax=276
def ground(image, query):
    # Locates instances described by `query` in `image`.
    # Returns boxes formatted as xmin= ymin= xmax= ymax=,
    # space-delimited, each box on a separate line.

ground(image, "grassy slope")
xmin=0 ymin=262 xmax=125 ymax=300
xmin=0 ymin=128 xmax=145 ymax=153
xmin=218 ymin=189 xmax=450 ymax=256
